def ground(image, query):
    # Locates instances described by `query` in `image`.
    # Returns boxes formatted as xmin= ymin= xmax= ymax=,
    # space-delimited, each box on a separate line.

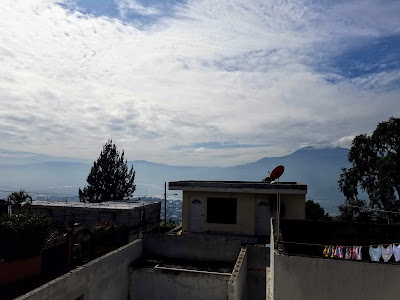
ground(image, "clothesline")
xmin=345 ymin=204 xmax=400 ymax=215
xmin=281 ymin=240 xmax=400 ymax=248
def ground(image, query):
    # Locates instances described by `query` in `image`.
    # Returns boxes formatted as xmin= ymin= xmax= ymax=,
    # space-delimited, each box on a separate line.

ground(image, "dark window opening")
xmin=207 ymin=198 xmax=237 ymax=224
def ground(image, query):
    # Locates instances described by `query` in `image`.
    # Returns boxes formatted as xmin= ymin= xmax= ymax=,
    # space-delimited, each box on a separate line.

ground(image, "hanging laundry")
xmin=331 ymin=246 xmax=337 ymax=258
xmin=345 ymin=247 xmax=352 ymax=260
xmin=351 ymin=246 xmax=358 ymax=260
xmin=338 ymin=246 xmax=344 ymax=259
xmin=355 ymin=246 xmax=362 ymax=261
xmin=393 ymin=244 xmax=400 ymax=262
xmin=381 ymin=245 xmax=393 ymax=262
xmin=323 ymin=246 xmax=330 ymax=257
xmin=369 ymin=245 xmax=382 ymax=262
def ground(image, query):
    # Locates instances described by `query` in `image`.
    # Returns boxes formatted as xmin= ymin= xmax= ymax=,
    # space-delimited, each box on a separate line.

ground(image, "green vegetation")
xmin=90 ymin=221 xmax=118 ymax=247
xmin=338 ymin=117 xmax=400 ymax=222
xmin=0 ymin=212 xmax=51 ymax=260
xmin=305 ymin=200 xmax=332 ymax=221
xmin=79 ymin=140 xmax=136 ymax=203
xmin=160 ymin=219 xmax=177 ymax=233
xmin=7 ymin=189 xmax=32 ymax=208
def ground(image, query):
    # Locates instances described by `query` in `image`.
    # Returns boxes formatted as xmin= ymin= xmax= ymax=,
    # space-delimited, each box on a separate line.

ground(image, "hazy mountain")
xmin=131 ymin=147 xmax=351 ymax=214
xmin=0 ymin=147 xmax=351 ymax=214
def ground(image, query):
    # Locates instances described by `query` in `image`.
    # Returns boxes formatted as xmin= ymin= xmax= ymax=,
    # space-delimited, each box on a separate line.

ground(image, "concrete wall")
xmin=24 ymin=202 xmax=160 ymax=229
xmin=228 ymin=247 xmax=247 ymax=300
xmin=246 ymin=245 xmax=270 ymax=300
xmin=130 ymin=267 xmax=229 ymax=300
xmin=17 ymin=239 xmax=143 ymax=300
xmin=182 ymin=191 xmax=304 ymax=236
xmin=183 ymin=191 xmax=256 ymax=235
xmin=143 ymin=234 xmax=241 ymax=263
xmin=274 ymin=254 xmax=400 ymax=300
xmin=269 ymin=218 xmax=275 ymax=300
xmin=280 ymin=194 xmax=305 ymax=220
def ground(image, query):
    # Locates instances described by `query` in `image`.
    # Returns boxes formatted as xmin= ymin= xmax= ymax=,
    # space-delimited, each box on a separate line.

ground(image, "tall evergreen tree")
xmin=79 ymin=140 xmax=136 ymax=203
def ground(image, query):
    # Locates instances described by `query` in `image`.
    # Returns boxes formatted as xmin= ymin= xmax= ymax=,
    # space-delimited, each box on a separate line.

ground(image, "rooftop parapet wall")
xmin=228 ymin=247 xmax=247 ymax=300
xmin=17 ymin=239 xmax=143 ymax=300
xmin=130 ymin=264 xmax=230 ymax=300
xmin=169 ymin=181 xmax=307 ymax=195
xmin=143 ymin=234 xmax=242 ymax=264
xmin=274 ymin=254 xmax=400 ymax=300
xmin=21 ymin=201 xmax=160 ymax=229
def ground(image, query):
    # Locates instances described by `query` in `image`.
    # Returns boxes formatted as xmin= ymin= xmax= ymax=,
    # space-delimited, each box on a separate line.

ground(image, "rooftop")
xmin=169 ymin=180 xmax=307 ymax=194
xmin=24 ymin=200 xmax=159 ymax=210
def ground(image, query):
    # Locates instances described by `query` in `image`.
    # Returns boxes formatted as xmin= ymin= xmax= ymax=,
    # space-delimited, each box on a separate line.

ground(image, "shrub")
xmin=0 ymin=212 xmax=51 ymax=260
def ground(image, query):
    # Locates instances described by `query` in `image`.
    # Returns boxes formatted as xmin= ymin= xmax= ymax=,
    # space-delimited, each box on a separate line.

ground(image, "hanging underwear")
xmin=355 ymin=246 xmax=362 ymax=260
xmin=338 ymin=246 xmax=344 ymax=259
xmin=331 ymin=246 xmax=337 ymax=258
xmin=323 ymin=246 xmax=329 ymax=257
xmin=369 ymin=245 xmax=382 ymax=262
xmin=351 ymin=246 xmax=358 ymax=260
xmin=393 ymin=244 xmax=400 ymax=262
xmin=345 ymin=247 xmax=353 ymax=260
xmin=381 ymin=245 xmax=393 ymax=262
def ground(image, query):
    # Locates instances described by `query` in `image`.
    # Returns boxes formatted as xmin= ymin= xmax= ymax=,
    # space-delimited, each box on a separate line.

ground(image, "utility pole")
xmin=164 ymin=182 xmax=167 ymax=228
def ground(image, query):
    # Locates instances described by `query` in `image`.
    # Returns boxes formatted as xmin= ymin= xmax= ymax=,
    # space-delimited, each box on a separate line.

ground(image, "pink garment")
xmin=351 ymin=246 xmax=358 ymax=260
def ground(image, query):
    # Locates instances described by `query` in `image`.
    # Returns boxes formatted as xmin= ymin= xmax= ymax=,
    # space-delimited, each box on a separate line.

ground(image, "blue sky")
xmin=0 ymin=0 xmax=399 ymax=166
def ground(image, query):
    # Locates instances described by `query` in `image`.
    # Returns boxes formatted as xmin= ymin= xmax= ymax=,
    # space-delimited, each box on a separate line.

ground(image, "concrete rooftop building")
xmin=169 ymin=181 xmax=307 ymax=238
xmin=21 ymin=200 xmax=161 ymax=230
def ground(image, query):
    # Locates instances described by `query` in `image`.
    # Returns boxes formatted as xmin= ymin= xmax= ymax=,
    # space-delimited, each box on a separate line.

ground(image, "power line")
xmin=0 ymin=148 xmax=89 ymax=173
xmin=345 ymin=204 xmax=400 ymax=215
xmin=0 ymin=188 xmax=78 ymax=196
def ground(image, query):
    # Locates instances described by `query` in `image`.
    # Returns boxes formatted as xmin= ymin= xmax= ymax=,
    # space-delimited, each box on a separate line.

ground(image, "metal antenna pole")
xmin=164 ymin=182 xmax=167 ymax=228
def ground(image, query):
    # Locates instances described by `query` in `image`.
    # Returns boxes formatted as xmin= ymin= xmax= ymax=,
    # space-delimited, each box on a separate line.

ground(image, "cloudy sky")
xmin=0 ymin=0 xmax=399 ymax=166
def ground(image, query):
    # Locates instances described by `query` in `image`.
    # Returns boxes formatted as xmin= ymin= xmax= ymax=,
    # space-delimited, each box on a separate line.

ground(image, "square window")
xmin=207 ymin=198 xmax=237 ymax=224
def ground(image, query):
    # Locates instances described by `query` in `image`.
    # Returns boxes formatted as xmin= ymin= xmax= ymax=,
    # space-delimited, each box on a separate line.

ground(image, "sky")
xmin=0 ymin=0 xmax=399 ymax=166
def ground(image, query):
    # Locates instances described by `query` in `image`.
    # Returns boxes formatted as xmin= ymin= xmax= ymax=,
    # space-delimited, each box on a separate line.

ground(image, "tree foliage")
xmin=305 ymin=200 xmax=332 ymax=221
xmin=79 ymin=140 xmax=136 ymax=203
xmin=0 ymin=212 xmax=51 ymax=260
xmin=337 ymin=198 xmax=369 ymax=223
xmin=7 ymin=190 xmax=32 ymax=208
xmin=338 ymin=117 xmax=400 ymax=218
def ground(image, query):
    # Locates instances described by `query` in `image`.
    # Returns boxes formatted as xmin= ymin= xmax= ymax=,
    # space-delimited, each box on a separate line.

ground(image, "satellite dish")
xmin=270 ymin=165 xmax=284 ymax=181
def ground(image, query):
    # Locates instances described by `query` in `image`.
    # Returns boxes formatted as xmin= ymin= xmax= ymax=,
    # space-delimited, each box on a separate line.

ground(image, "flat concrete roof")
xmin=25 ymin=200 xmax=159 ymax=210
xmin=169 ymin=181 xmax=307 ymax=195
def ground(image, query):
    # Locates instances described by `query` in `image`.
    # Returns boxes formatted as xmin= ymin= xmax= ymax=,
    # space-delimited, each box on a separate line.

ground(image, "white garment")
xmin=393 ymin=244 xmax=400 ymax=262
xmin=381 ymin=245 xmax=393 ymax=262
xmin=369 ymin=245 xmax=382 ymax=262
xmin=355 ymin=246 xmax=362 ymax=261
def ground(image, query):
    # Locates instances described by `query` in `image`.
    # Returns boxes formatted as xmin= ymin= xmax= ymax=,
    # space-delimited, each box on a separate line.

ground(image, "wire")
xmin=0 ymin=189 xmax=78 ymax=196
xmin=345 ymin=204 xmax=400 ymax=215
xmin=281 ymin=240 xmax=400 ymax=248
xmin=0 ymin=148 xmax=89 ymax=173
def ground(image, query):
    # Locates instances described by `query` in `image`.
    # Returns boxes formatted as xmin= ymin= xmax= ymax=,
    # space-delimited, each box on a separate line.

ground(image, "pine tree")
xmin=79 ymin=140 xmax=136 ymax=203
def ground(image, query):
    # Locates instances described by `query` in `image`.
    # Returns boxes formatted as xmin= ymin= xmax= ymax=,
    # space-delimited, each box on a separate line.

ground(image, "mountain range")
xmin=0 ymin=147 xmax=352 ymax=214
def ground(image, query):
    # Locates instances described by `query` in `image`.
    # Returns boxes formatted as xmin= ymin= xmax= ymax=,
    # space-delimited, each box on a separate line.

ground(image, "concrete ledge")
xmin=228 ymin=247 xmax=247 ymax=300
xmin=17 ymin=239 xmax=143 ymax=300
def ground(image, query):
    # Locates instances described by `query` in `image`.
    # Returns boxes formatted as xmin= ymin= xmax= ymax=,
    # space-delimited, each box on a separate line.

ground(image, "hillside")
xmin=0 ymin=147 xmax=350 ymax=214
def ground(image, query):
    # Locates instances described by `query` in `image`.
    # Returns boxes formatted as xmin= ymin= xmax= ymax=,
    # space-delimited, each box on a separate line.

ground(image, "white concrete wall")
xmin=17 ymin=239 xmax=143 ymax=300
xmin=143 ymin=234 xmax=242 ymax=263
xmin=247 ymin=245 xmax=270 ymax=300
xmin=130 ymin=268 xmax=229 ymax=300
xmin=269 ymin=218 xmax=275 ymax=300
xmin=274 ymin=254 xmax=400 ymax=300
xmin=228 ymin=247 xmax=247 ymax=300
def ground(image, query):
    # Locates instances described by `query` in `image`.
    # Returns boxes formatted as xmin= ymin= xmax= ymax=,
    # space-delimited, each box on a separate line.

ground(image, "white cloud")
xmin=0 ymin=0 xmax=399 ymax=166
xmin=332 ymin=136 xmax=356 ymax=148
xmin=194 ymin=147 xmax=205 ymax=153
